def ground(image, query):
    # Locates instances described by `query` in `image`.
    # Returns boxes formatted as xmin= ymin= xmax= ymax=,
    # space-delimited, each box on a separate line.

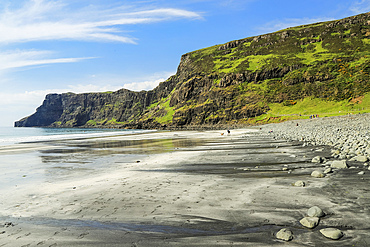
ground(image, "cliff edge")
xmin=15 ymin=12 xmax=370 ymax=129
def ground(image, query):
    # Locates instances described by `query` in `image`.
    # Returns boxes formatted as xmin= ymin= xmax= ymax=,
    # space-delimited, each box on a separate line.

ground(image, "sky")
xmin=1 ymin=0 xmax=369 ymax=126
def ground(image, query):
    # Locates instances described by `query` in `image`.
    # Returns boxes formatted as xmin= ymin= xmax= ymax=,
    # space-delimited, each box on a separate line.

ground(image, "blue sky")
xmin=1 ymin=0 xmax=369 ymax=126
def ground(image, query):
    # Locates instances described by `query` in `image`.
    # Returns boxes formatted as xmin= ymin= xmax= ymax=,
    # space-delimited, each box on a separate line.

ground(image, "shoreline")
xmin=0 ymin=122 xmax=369 ymax=246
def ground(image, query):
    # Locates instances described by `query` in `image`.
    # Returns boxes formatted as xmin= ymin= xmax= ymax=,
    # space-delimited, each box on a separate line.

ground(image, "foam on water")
xmin=0 ymin=127 xmax=152 ymax=146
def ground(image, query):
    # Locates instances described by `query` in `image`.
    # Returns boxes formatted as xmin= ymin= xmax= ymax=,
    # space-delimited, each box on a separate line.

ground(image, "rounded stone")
xmin=307 ymin=206 xmax=325 ymax=217
xmin=276 ymin=228 xmax=293 ymax=241
xmin=299 ymin=217 xmax=320 ymax=229
xmin=320 ymin=228 xmax=343 ymax=240
xmin=311 ymin=170 xmax=325 ymax=178
xmin=358 ymin=171 xmax=365 ymax=175
xmin=331 ymin=160 xmax=348 ymax=169
xmin=294 ymin=181 xmax=305 ymax=187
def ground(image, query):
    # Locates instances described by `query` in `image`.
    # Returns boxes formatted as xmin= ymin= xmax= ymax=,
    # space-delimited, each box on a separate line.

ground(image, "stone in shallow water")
xmin=276 ymin=228 xmax=293 ymax=241
xmin=331 ymin=160 xmax=348 ymax=169
xmin=320 ymin=228 xmax=343 ymax=240
xmin=311 ymin=170 xmax=325 ymax=178
xmin=307 ymin=206 xmax=325 ymax=217
xmin=358 ymin=171 xmax=365 ymax=175
xmin=299 ymin=217 xmax=320 ymax=229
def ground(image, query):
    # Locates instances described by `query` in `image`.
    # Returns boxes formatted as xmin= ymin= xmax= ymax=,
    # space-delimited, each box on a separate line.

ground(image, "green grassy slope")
xmin=135 ymin=12 xmax=370 ymax=127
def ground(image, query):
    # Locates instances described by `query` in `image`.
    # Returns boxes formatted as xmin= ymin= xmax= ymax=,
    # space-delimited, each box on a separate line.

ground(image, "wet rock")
xmin=307 ymin=206 xmax=325 ymax=217
xmin=358 ymin=171 xmax=365 ymax=175
xmin=299 ymin=217 xmax=320 ymax=229
xmin=331 ymin=160 xmax=348 ymax=169
xmin=276 ymin=228 xmax=293 ymax=241
xmin=320 ymin=228 xmax=343 ymax=240
xmin=294 ymin=181 xmax=305 ymax=187
xmin=311 ymin=170 xmax=325 ymax=178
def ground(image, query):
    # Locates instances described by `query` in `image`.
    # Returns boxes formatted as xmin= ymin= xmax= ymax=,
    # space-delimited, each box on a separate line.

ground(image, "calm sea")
xmin=0 ymin=127 xmax=150 ymax=146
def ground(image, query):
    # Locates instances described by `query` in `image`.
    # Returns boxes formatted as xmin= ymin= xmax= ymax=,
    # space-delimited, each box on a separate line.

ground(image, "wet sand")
xmin=0 ymin=129 xmax=369 ymax=246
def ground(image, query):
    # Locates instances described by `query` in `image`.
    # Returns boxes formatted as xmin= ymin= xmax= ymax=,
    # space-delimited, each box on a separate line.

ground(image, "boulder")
xmin=294 ymin=181 xmax=305 ymax=187
xmin=331 ymin=160 xmax=348 ymax=169
xmin=299 ymin=217 xmax=320 ymax=228
xmin=311 ymin=170 xmax=325 ymax=178
xmin=320 ymin=228 xmax=343 ymax=240
xmin=307 ymin=206 xmax=325 ymax=217
xmin=276 ymin=228 xmax=293 ymax=241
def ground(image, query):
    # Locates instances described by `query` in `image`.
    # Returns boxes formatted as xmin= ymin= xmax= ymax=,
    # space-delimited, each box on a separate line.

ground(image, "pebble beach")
xmin=0 ymin=115 xmax=369 ymax=246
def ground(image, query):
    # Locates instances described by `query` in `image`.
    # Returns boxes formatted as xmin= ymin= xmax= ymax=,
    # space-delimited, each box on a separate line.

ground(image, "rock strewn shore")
xmin=262 ymin=113 xmax=370 ymax=161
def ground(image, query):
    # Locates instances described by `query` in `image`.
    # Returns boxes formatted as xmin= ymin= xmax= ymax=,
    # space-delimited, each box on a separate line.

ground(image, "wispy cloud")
xmin=257 ymin=17 xmax=334 ymax=34
xmin=0 ymin=50 xmax=93 ymax=71
xmin=0 ymin=0 xmax=202 ymax=44
xmin=350 ymin=0 xmax=370 ymax=14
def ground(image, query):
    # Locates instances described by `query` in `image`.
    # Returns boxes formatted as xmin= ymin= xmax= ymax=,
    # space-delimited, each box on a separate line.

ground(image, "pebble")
xmin=262 ymin=114 xmax=370 ymax=162
xmin=307 ymin=206 xmax=325 ymax=217
xmin=294 ymin=181 xmax=305 ymax=187
xmin=320 ymin=228 xmax=343 ymax=240
xmin=276 ymin=228 xmax=293 ymax=241
xmin=299 ymin=217 xmax=320 ymax=229
xmin=311 ymin=170 xmax=325 ymax=178
xmin=358 ymin=171 xmax=365 ymax=175
xmin=331 ymin=160 xmax=348 ymax=169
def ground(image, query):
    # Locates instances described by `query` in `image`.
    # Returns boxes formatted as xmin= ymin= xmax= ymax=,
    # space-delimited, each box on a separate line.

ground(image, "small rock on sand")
xmin=331 ymin=160 xmax=348 ymax=169
xmin=311 ymin=170 xmax=325 ymax=178
xmin=299 ymin=217 xmax=320 ymax=229
xmin=276 ymin=228 xmax=293 ymax=241
xmin=355 ymin=156 xmax=369 ymax=162
xmin=294 ymin=181 xmax=305 ymax=187
xmin=312 ymin=156 xmax=324 ymax=163
xmin=307 ymin=206 xmax=325 ymax=217
xmin=324 ymin=167 xmax=332 ymax=174
xmin=320 ymin=228 xmax=343 ymax=240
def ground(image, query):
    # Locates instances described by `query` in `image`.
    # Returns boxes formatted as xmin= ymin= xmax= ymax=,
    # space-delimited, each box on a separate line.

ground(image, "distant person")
xmin=227 ymin=129 xmax=231 ymax=135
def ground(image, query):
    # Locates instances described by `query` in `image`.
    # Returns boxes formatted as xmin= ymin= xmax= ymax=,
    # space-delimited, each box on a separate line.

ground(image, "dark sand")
xmin=0 ymin=129 xmax=369 ymax=246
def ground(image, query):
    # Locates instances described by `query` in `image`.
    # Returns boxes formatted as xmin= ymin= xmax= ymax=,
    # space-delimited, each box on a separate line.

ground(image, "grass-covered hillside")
xmin=136 ymin=12 xmax=370 ymax=127
xmin=15 ymin=12 xmax=370 ymax=129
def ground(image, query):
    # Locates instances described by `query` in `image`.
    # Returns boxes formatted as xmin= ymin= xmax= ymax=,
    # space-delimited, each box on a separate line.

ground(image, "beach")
xmin=0 ymin=124 xmax=369 ymax=246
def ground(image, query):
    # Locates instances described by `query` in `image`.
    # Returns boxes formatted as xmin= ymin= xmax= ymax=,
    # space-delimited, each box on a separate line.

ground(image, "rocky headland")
xmin=15 ymin=12 xmax=370 ymax=129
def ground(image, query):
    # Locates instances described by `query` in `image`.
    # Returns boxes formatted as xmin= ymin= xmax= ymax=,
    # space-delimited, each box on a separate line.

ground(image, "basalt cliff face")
xmin=15 ymin=12 xmax=370 ymax=129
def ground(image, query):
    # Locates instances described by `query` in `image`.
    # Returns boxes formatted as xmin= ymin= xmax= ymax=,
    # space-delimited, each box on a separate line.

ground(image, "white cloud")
xmin=350 ymin=0 xmax=370 ymax=14
xmin=0 ymin=50 xmax=93 ymax=71
xmin=0 ymin=0 xmax=202 ymax=44
xmin=257 ymin=17 xmax=334 ymax=34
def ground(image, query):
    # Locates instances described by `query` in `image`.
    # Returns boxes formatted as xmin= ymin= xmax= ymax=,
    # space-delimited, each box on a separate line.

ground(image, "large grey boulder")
xmin=276 ymin=228 xmax=293 ymax=241
xmin=299 ymin=217 xmax=320 ymax=228
xmin=320 ymin=228 xmax=343 ymax=240
xmin=331 ymin=160 xmax=348 ymax=169
xmin=307 ymin=206 xmax=325 ymax=217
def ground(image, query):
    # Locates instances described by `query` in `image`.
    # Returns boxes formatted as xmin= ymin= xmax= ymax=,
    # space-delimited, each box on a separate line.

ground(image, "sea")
xmin=0 ymin=126 xmax=150 ymax=146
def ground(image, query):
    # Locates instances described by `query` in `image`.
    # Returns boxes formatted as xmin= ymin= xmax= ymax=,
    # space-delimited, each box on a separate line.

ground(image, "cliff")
xmin=15 ymin=12 xmax=370 ymax=128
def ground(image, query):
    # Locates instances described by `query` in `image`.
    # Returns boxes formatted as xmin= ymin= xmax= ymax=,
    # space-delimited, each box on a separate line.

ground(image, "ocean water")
xmin=0 ymin=127 xmax=150 ymax=146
